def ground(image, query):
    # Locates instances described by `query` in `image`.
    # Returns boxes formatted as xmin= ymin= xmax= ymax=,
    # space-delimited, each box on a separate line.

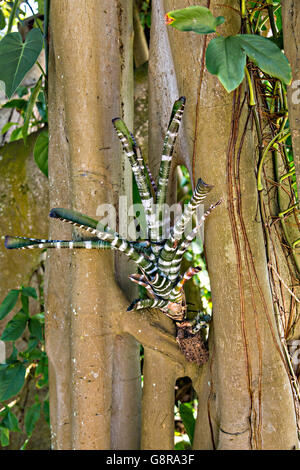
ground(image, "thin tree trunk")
xmin=46 ymin=0 xmax=140 ymax=449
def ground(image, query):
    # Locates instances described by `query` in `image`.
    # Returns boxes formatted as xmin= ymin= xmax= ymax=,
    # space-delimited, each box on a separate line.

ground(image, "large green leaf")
xmin=0 ymin=427 xmax=9 ymax=447
xmin=206 ymin=34 xmax=292 ymax=93
xmin=22 ymin=75 xmax=43 ymax=144
xmin=0 ymin=9 xmax=6 ymax=30
xmin=0 ymin=362 xmax=26 ymax=401
xmin=165 ymin=5 xmax=225 ymax=34
xmin=21 ymin=286 xmax=38 ymax=299
xmin=1 ymin=310 xmax=28 ymax=342
xmin=1 ymin=408 xmax=21 ymax=432
xmin=206 ymin=36 xmax=246 ymax=93
xmin=236 ymin=34 xmax=292 ymax=85
xmin=0 ymin=289 xmax=19 ymax=321
xmin=179 ymin=403 xmax=195 ymax=445
xmin=34 ymin=129 xmax=48 ymax=177
xmin=25 ymin=400 xmax=41 ymax=436
xmin=0 ymin=29 xmax=43 ymax=98
xmin=28 ymin=314 xmax=44 ymax=341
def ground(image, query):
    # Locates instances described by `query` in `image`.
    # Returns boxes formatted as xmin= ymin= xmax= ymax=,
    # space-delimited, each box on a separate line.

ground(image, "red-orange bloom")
xmin=165 ymin=13 xmax=174 ymax=25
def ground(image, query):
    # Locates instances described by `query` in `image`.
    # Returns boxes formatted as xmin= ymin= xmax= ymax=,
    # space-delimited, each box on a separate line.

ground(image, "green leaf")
xmin=7 ymin=0 xmax=19 ymax=34
xmin=20 ymin=437 xmax=30 ymax=450
xmin=43 ymin=400 xmax=50 ymax=425
xmin=236 ymin=34 xmax=292 ymax=85
xmin=25 ymin=337 xmax=39 ymax=353
xmin=174 ymin=440 xmax=190 ymax=450
xmin=25 ymin=401 xmax=41 ymax=436
xmin=0 ymin=362 xmax=26 ymax=401
xmin=0 ymin=9 xmax=6 ymax=30
xmin=1 ymin=121 xmax=19 ymax=135
xmin=16 ymin=85 xmax=29 ymax=98
xmin=166 ymin=5 xmax=225 ymax=34
xmin=20 ymin=294 xmax=29 ymax=315
xmin=0 ymin=427 xmax=10 ymax=447
xmin=0 ymin=289 xmax=19 ymax=321
xmin=28 ymin=315 xmax=43 ymax=341
xmin=34 ymin=129 xmax=48 ymax=177
xmin=179 ymin=402 xmax=195 ymax=445
xmin=37 ymin=0 xmax=45 ymax=15
xmin=22 ymin=76 xmax=43 ymax=144
xmin=2 ymin=98 xmax=28 ymax=110
xmin=6 ymin=345 xmax=18 ymax=364
xmin=0 ymin=28 xmax=43 ymax=98
xmin=1 ymin=408 xmax=21 ymax=432
xmin=35 ymin=352 xmax=48 ymax=388
xmin=21 ymin=286 xmax=38 ymax=299
xmin=206 ymin=36 xmax=246 ymax=93
xmin=36 ymin=90 xmax=47 ymax=121
xmin=9 ymin=127 xmax=23 ymax=142
xmin=1 ymin=310 xmax=28 ymax=341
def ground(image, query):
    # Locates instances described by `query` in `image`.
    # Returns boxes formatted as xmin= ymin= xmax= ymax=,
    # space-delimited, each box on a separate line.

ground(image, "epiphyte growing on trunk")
xmin=5 ymin=97 xmax=220 ymax=361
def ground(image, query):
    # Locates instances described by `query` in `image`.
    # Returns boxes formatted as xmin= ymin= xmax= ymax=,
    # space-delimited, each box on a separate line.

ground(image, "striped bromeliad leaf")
xmin=5 ymin=98 xmax=220 ymax=322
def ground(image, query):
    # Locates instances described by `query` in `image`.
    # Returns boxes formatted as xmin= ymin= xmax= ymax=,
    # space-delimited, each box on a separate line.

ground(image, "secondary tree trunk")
xmin=147 ymin=0 xmax=299 ymax=449
xmin=46 ymin=0 xmax=140 ymax=450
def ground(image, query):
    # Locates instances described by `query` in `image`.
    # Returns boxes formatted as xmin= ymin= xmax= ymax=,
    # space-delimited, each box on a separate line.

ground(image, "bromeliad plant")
xmin=5 ymin=97 xmax=220 ymax=325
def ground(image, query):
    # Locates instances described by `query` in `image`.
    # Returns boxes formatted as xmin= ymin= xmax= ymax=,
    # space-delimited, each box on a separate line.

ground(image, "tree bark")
xmin=46 ymin=0 xmax=140 ymax=450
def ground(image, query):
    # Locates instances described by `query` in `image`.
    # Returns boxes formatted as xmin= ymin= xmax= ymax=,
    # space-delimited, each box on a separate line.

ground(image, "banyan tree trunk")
xmin=46 ymin=0 xmax=140 ymax=449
